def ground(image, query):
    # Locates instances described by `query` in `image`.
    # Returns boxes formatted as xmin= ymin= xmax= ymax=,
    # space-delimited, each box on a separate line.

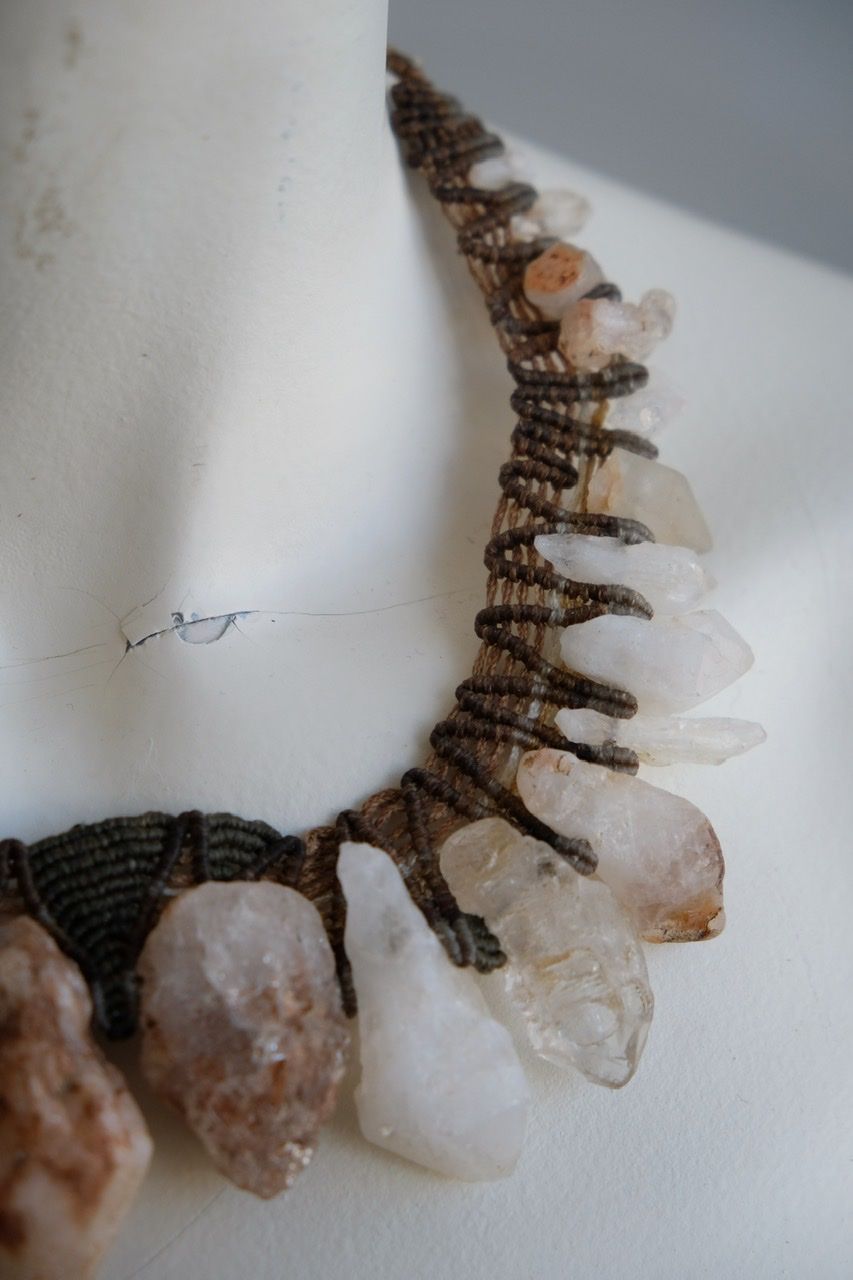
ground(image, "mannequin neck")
xmin=5 ymin=0 xmax=402 ymax=638
xmin=1 ymin=0 xmax=507 ymax=838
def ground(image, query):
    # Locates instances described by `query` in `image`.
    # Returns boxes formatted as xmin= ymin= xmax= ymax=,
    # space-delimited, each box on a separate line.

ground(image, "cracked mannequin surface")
xmin=0 ymin=0 xmax=511 ymax=841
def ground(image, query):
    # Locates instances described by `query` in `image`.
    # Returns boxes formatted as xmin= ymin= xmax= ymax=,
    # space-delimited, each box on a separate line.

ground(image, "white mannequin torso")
xmin=0 ymin=0 xmax=509 ymax=840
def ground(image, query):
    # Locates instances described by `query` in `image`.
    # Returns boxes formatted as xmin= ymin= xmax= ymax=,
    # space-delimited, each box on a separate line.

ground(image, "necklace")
xmin=0 ymin=48 xmax=763 ymax=1279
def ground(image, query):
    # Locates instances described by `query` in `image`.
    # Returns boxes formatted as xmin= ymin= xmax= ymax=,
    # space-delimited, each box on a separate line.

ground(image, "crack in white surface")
xmin=126 ymin=612 xmax=250 ymax=650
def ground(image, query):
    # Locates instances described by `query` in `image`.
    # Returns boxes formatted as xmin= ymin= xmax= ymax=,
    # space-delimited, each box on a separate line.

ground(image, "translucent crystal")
xmin=338 ymin=842 xmax=529 ymax=1181
xmin=586 ymin=450 xmax=712 ymax=552
xmin=559 ymin=289 xmax=676 ymax=370
xmin=604 ymin=367 xmax=685 ymax=438
xmin=522 ymin=243 xmax=605 ymax=319
xmin=439 ymin=817 xmax=653 ymax=1087
xmin=0 ymin=918 xmax=152 ymax=1280
xmin=468 ymin=153 xmax=524 ymax=190
xmin=556 ymin=706 xmax=767 ymax=765
xmin=560 ymin=609 xmax=754 ymax=713
xmin=517 ymin=749 xmax=725 ymax=941
xmin=535 ymin=532 xmax=712 ymax=614
xmin=510 ymin=189 xmax=591 ymax=241
xmin=138 ymin=881 xmax=349 ymax=1198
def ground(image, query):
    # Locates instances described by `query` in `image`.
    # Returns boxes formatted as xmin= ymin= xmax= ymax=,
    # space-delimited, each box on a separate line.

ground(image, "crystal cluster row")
xmin=337 ymin=168 xmax=763 ymax=1177
xmin=0 ymin=170 xmax=763 ymax=1278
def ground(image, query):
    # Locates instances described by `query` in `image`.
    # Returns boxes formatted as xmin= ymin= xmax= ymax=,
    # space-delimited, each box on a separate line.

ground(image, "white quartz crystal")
xmin=535 ymin=532 xmax=712 ymax=614
xmin=586 ymin=450 xmax=713 ymax=552
xmin=560 ymin=610 xmax=754 ymax=713
xmin=468 ymin=153 xmax=524 ymax=190
xmin=338 ymin=842 xmax=529 ymax=1181
xmin=510 ymin=189 xmax=591 ymax=242
xmin=556 ymin=706 xmax=766 ymax=765
xmin=559 ymin=289 xmax=675 ymax=370
xmin=522 ymin=243 xmax=605 ymax=319
xmin=0 ymin=918 xmax=152 ymax=1280
xmin=139 ymin=881 xmax=349 ymax=1198
xmin=517 ymin=750 xmax=725 ymax=941
xmin=439 ymin=818 xmax=653 ymax=1088
xmin=604 ymin=367 xmax=685 ymax=438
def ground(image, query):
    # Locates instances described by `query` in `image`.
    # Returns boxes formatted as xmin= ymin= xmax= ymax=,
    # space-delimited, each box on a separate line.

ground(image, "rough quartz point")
xmin=556 ymin=706 xmax=767 ymax=765
xmin=439 ymin=818 xmax=653 ymax=1088
xmin=523 ymin=243 xmax=605 ymax=319
xmin=338 ymin=842 xmax=529 ymax=1181
xmin=468 ymin=153 xmax=524 ymax=190
xmin=535 ymin=531 xmax=712 ymax=614
xmin=586 ymin=450 xmax=712 ymax=552
xmin=138 ymin=881 xmax=349 ymax=1199
xmin=517 ymin=749 xmax=725 ymax=941
xmin=560 ymin=610 xmax=754 ymax=713
xmin=510 ymin=189 xmax=591 ymax=242
xmin=559 ymin=288 xmax=675 ymax=370
xmin=0 ymin=918 xmax=152 ymax=1280
xmin=604 ymin=367 xmax=685 ymax=438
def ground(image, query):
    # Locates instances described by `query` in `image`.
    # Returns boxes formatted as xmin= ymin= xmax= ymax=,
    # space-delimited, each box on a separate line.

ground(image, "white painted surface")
xmin=1 ymin=5 xmax=851 ymax=1277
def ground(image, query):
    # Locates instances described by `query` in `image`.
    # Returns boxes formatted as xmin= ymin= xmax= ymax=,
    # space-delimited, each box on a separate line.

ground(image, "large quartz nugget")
xmin=0 ymin=918 xmax=152 ymax=1280
xmin=440 ymin=818 xmax=653 ymax=1088
xmin=517 ymin=749 xmax=726 ymax=941
xmin=560 ymin=610 xmax=754 ymax=713
xmin=338 ymin=842 xmax=529 ymax=1181
xmin=138 ymin=881 xmax=349 ymax=1198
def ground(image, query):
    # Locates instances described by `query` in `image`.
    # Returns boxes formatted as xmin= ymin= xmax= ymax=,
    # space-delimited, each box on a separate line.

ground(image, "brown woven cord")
xmin=0 ymin=50 xmax=657 ymax=1037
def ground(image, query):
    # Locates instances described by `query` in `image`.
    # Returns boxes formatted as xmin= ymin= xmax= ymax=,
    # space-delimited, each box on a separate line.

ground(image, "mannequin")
xmin=0 ymin=0 xmax=509 ymax=842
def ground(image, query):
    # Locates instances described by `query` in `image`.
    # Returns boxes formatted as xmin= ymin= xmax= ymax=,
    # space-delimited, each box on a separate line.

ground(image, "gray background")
xmin=389 ymin=0 xmax=853 ymax=274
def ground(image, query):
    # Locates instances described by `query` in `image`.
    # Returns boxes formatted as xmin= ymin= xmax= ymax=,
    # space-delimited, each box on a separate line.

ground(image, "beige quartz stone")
xmin=535 ymin=531 xmax=712 ymax=615
xmin=523 ymin=242 xmax=605 ymax=319
xmin=138 ymin=881 xmax=349 ymax=1199
xmin=510 ymin=189 xmax=591 ymax=242
xmin=517 ymin=749 xmax=726 ymax=942
xmin=559 ymin=289 xmax=675 ymax=370
xmin=560 ymin=610 xmax=754 ymax=714
xmin=338 ymin=842 xmax=529 ymax=1181
xmin=440 ymin=818 xmax=653 ymax=1088
xmin=556 ymin=706 xmax=766 ymax=766
xmin=586 ymin=450 xmax=712 ymax=552
xmin=0 ymin=918 xmax=152 ymax=1280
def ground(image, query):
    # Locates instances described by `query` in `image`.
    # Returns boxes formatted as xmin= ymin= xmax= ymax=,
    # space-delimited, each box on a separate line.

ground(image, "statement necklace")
xmin=0 ymin=49 xmax=763 ymax=1279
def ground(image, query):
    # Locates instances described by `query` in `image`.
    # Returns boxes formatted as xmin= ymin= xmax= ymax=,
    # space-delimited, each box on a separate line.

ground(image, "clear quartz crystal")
xmin=535 ymin=532 xmax=713 ymax=615
xmin=556 ymin=707 xmax=766 ymax=765
xmin=0 ymin=919 xmax=152 ymax=1280
xmin=138 ymin=881 xmax=349 ymax=1199
xmin=586 ymin=450 xmax=713 ymax=552
xmin=560 ymin=610 xmax=754 ymax=713
xmin=510 ymin=189 xmax=591 ymax=241
xmin=338 ymin=842 xmax=529 ymax=1181
xmin=517 ymin=749 xmax=725 ymax=941
xmin=604 ymin=367 xmax=686 ymax=438
xmin=439 ymin=817 xmax=653 ymax=1088
xmin=522 ymin=243 xmax=605 ymax=319
xmin=468 ymin=152 xmax=524 ymax=190
xmin=559 ymin=289 xmax=676 ymax=370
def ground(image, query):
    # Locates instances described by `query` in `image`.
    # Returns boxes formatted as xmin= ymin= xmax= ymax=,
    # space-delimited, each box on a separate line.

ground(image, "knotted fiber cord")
xmin=0 ymin=51 xmax=656 ymax=1033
